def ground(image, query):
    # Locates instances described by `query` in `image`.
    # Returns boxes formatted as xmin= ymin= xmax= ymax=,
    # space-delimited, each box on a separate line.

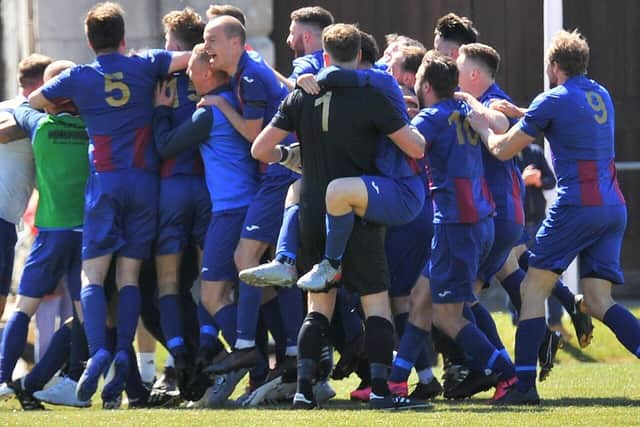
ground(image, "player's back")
xmin=43 ymin=50 xmax=172 ymax=173
xmin=413 ymin=99 xmax=493 ymax=223
xmin=520 ymin=75 xmax=624 ymax=206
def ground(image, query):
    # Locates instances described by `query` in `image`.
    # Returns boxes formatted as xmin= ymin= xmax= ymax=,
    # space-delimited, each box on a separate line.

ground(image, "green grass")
xmin=2 ymin=309 xmax=640 ymax=426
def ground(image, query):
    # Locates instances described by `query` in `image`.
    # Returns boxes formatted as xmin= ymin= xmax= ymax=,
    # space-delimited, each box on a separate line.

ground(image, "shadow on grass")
xmin=560 ymin=341 xmax=598 ymax=363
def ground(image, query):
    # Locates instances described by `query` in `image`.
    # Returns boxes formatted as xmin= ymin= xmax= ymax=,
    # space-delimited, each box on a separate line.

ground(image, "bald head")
xmin=206 ymin=15 xmax=246 ymax=45
xmin=43 ymin=60 xmax=76 ymax=82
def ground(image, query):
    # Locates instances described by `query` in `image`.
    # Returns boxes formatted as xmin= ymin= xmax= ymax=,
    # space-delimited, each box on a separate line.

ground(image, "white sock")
xmin=417 ymin=368 xmax=434 ymax=384
xmin=165 ymin=354 xmax=175 ymax=368
xmin=234 ymin=339 xmax=255 ymax=350
xmin=137 ymin=352 xmax=156 ymax=384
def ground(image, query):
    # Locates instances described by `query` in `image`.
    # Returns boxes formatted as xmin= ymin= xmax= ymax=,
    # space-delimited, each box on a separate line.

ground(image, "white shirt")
xmin=0 ymin=96 xmax=35 ymax=224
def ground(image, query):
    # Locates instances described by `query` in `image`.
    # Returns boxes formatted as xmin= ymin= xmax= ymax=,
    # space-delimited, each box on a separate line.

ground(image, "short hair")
xmin=547 ymin=29 xmax=589 ymax=76
xmin=322 ymin=24 xmax=361 ymax=63
xmin=398 ymin=45 xmax=427 ymax=74
xmin=163 ymin=7 xmax=205 ymax=50
xmin=416 ymin=50 xmax=458 ymax=99
xmin=206 ymin=4 xmax=246 ymax=25
xmin=18 ymin=53 xmax=53 ymax=86
xmin=192 ymin=43 xmax=211 ymax=64
xmin=85 ymin=2 xmax=125 ymax=51
xmin=384 ymin=33 xmax=425 ymax=50
xmin=459 ymin=43 xmax=501 ymax=78
xmin=359 ymin=30 xmax=379 ymax=65
xmin=211 ymin=15 xmax=246 ymax=45
xmin=434 ymin=13 xmax=478 ymax=46
xmin=290 ymin=7 xmax=334 ymax=31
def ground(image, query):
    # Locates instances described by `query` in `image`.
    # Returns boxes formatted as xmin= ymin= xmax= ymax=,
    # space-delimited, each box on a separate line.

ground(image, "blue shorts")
xmin=477 ymin=219 xmax=524 ymax=286
xmin=19 ymin=230 xmax=82 ymax=300
xmin=83 ymin=170 xmax=159 ymax=260
xmin=429 ymin=218 xmax=494 ymax=304
xmin=156 ymin=175 xmax=211 ymax=255
xmin=387 ymin=200 xmax=433 ymax=297
xmin=241 ymin=173 xmax=297 ymax=244
xmin=202 ymin=207 xmax=247 ymax=282
xmin=0 ymin=218 xmax=16 ymax=296
xmin=363 ymin=175 xmax=425 ymax=226
xmin=529 ymin=204 xmax=626 ymax=284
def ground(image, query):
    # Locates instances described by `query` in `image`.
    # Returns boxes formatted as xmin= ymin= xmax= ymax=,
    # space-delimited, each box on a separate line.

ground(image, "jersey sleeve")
xmin=13 ymin=101 xmax=46 ymax=140
xmin=518 ymin=91 xmax=558 ymax=138
xmin=369 ymin=89 xmax=406 ymax=135
xmin=289 ymin=57 xmax=313 ymax=81
xmin=153 ymin=105 xmax=212 ymax=159
xmin=239 ymin=73 xmax=269 ymax=120
xmin=142 ymin=49 xmax=173 ymax=79
xmin=40 ymin=67 xmax=76 ymax=104
xmin=411 ymin=110 xmax=440 ymax=152
xmin=270 ymin=91 xmax=301 ymax=132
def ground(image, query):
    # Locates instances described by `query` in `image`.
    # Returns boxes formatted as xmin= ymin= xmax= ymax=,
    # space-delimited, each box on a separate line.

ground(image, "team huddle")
xmin=0 ymin=1 xmax=637 ymax=412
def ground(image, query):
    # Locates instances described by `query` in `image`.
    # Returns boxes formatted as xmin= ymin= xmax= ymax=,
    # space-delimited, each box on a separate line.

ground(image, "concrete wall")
xmin=1 ymin=0 xmax=274 ymax=99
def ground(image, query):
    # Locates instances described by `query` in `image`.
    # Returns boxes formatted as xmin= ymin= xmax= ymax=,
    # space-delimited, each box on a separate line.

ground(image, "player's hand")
xmin=404 ymin=95 xmax=420 ymax=118
xmin=489 ymin=99 xmax=525 ymax=118
xmin=454 ymin=91 xmax=475 ymax=104
xmin=155 ymin=81 xmax=175 ymax=107
xmin=296 ymin=74 xmax=321 ymax=95
xmin=466 ymin=109 xmax=491 ymax=135
xmin=277 ymin=142 xmax=302 ymax=174
xmin=197 ymin=94 xmax=222 ymax=108
xmin=522 ymin=165 xmax=543 ymax=187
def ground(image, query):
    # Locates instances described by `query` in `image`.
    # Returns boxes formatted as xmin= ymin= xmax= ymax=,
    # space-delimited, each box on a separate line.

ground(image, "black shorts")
xmin=299 ymin=206 xmax=389 ymax=297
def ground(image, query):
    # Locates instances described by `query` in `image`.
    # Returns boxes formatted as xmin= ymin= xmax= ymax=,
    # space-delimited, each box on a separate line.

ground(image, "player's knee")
xmin=582 ymin=287 xmax=614 ymax=319
xmin=325 ymin=179 xmax=346 ymax=206
xmin=157 ymin=280 xmax=178 ymax=297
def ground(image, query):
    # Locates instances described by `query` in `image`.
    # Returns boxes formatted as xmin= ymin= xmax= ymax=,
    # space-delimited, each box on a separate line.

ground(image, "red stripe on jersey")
xmin=577 ymin=160 xmax=602 ymax=206
xmin=92 ymin=134 xmax=114 ymax=172
xmin=454 ymin=178 xmax=479 ymax=223
xmin=481 ymin=177 xmax=496 ymax=212
xmin=133 ymin=126 xmax=151 ymax=170
xmin=510 ymin=169 xmax=525 ymax=225
xmin=609 ymin=160 xmax=626 ymax=204
xmin=405 ymin=156 xmax=421 ymax=175
xmin=161 ymin=158 xmax=177 ymax=179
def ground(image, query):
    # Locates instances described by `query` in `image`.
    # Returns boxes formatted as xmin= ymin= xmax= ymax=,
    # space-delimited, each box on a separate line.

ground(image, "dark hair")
xmin=359 ymin=30 xmax=379 ymax=65
xmin=398 ymin=45 xmax=426 ymax=74
xmin=290 ymin=7 xmax=334 ymax=31
xmin=18 ymin=53 xmax=53 ymax=86
xmin=163 ymin=7 xmax=205 ymax=50
xmin=85 ymin=2 xmax=125 ymax=51
xmin=206 ymin=4 xmax=246 ymax=25
xmin=547 ymin=29 xmax=589 ymax=76
xmin=459 ymin=43 xmax=500 ymax=78
xmin=434 ymin=13 xmax=478 ymax=46
xmin=416 ymin=50 xmax=459 ymax=99
xmin=322 ymin=24 xmax=361 ymax=63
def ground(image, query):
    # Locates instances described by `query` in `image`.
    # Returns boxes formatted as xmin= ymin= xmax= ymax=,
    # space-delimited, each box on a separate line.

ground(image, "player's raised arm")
xmin=28 ymin=88 xmax=56 ymax=112
xmin=168 ymin=50 xmax=191 ymax=73
xmin=468 ymin=113 xmax=534 ymax=161
xmin=251 ymin=124 xmax=291 ymax=163
xmin=387 ymin=125 xmax=425 ymax=159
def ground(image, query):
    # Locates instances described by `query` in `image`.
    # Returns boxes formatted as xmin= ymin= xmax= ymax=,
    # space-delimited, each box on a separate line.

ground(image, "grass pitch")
xmin=2 ymin=309 xmax=640 ymax=426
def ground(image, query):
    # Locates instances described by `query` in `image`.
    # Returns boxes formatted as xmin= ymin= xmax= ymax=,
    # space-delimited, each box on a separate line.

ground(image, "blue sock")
xmin=24 ymin=324 xmax=72 ymax=393
xmin=214 ymin=303 xmax=237 ymax=347
xmin=471 ymin=303 xmax=507 ymax=356
xmin=197 ymin=303 xmax=219 ymax=351
xmin=455 ymin=323 xmax=514 ymax=380
xmin=547 ymin=296 xmax=565 ymax=325
xmin=390 ymin=322 xmax=428 ymax=383
xmin=277 ymin=287 xmax=303 ymax=351
xmin=159 ymin=294 xmax=185 ymax=354
xmin=260 ymin=298 xmax=286 ymax=361
xmin=394 ymin=312 xmax=409 ymax=340
xmin=324 ymin=211 xmax=354 ymax=263
xmin=337 ymin=288 xmax=363 ymax=343
xmin=514 ymin=317 xmax=546 ymax=391
xmin=236 ymin=282 xmax=262 ymax=346
xmin=500 ymin=269 xmax=524 ymax=313
xmin=81 ymin=284 xmax=107 ymax=356
xmin=275 ymin=204 xmax=299 ymax=263
xmin=116 ymin=285 xmax=141 ymax=352
xmin=414 ymin=345 xmax=431 ymax=371
xmin=603 ymin=304 xmax=640 ymax=358
xmin=0 ymin=311 xmax=31 ymax=383
xmin=551 ymin=279 xmax=576 ymax=313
